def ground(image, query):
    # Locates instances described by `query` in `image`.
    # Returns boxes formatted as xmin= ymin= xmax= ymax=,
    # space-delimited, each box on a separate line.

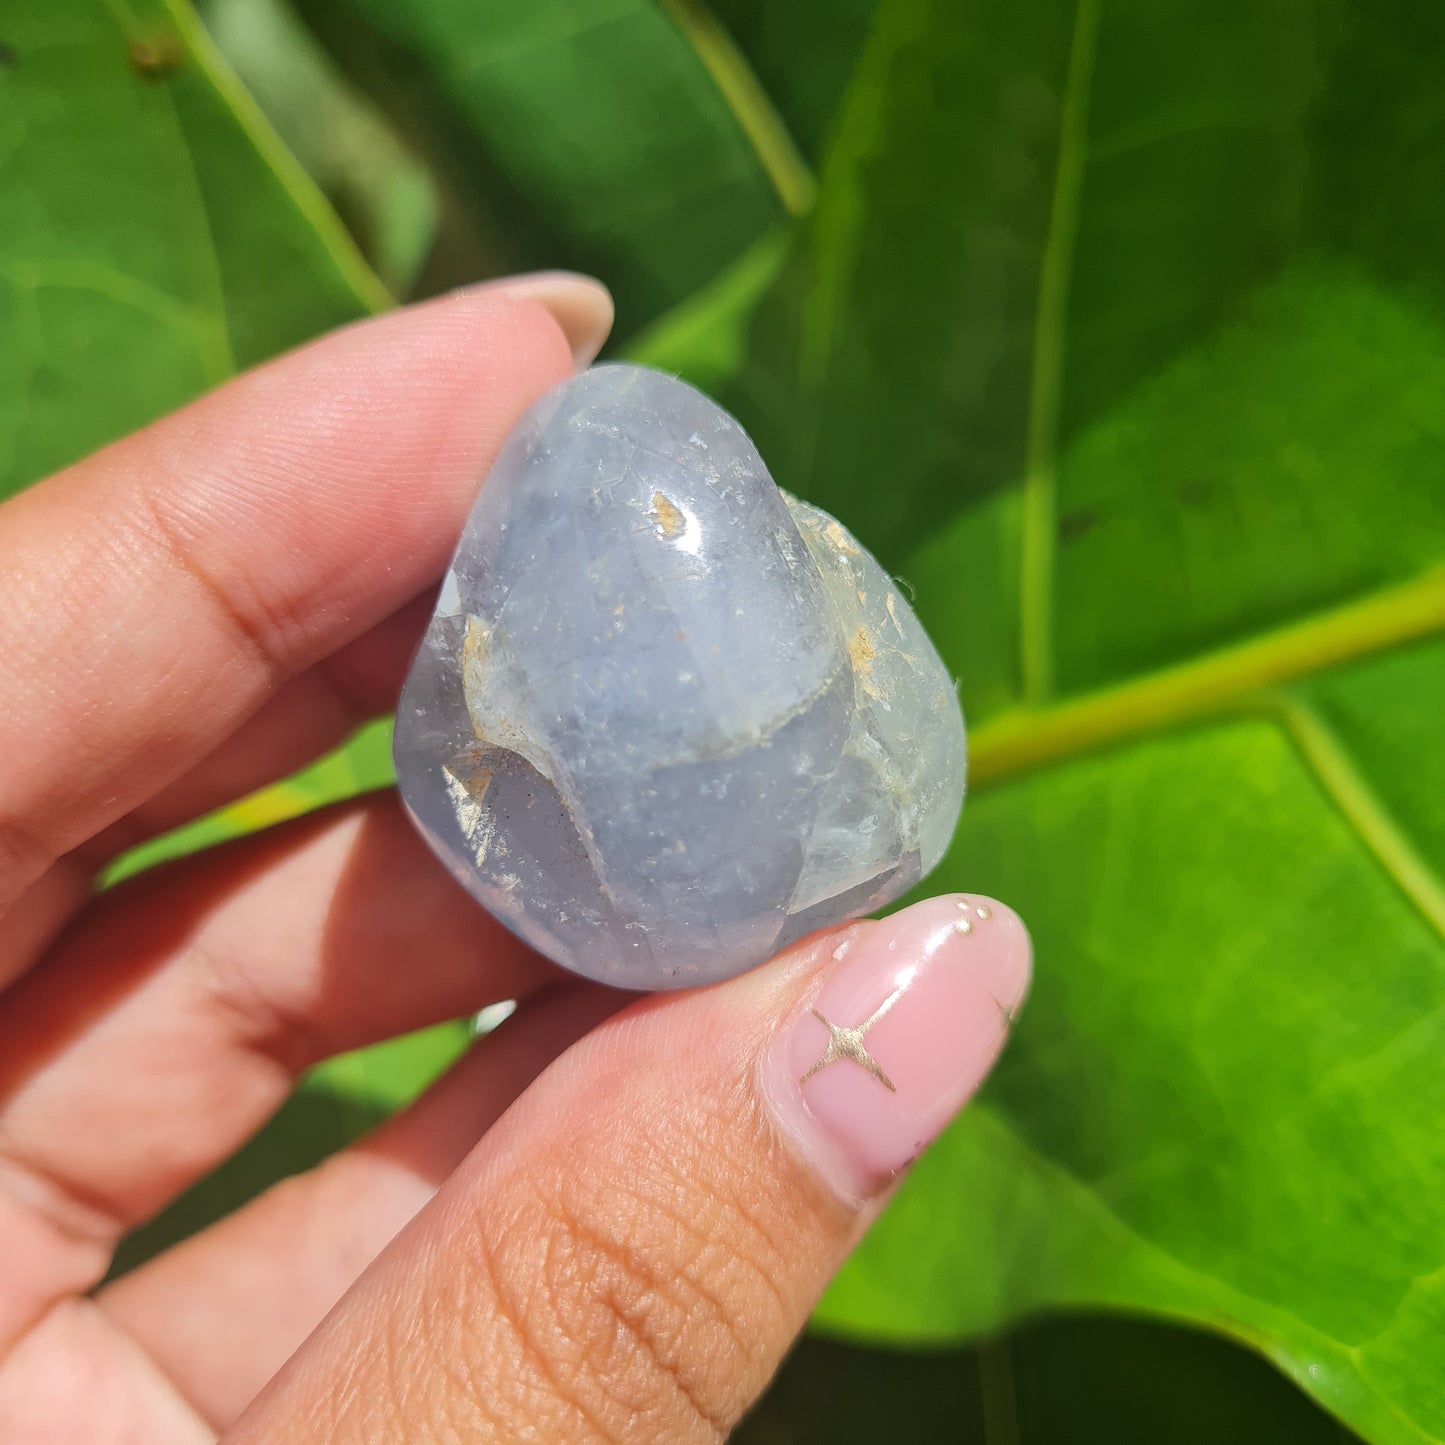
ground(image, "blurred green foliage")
xmin=2 ymin=0 xmax=1443 ymax=1438
xmin=737 ymin=1316 xmax=1356 ymax=1445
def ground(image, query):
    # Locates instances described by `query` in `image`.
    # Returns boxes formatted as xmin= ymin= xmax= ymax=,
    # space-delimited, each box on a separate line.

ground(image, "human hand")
xmin=0 ymin=279 xmax=1031 ymax=1443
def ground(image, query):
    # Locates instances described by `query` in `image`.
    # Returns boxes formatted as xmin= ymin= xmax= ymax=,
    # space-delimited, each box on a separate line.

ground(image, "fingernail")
xmin=764 ymin=894 xmax=1031 ymax=1202
xmin=467 ymin=270 xmax=614 ymax=367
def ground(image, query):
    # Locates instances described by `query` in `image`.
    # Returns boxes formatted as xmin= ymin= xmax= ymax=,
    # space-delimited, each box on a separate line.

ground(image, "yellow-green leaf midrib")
xmin=1018 ymin=0 xmax=1102 ymax=707
xmin=972 ymin=566 xmax=1445 ymax=786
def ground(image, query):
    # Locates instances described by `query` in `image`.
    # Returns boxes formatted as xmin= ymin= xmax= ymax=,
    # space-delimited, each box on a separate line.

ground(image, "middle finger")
xmin=0 ymin=795 xmax=560 ymax=1355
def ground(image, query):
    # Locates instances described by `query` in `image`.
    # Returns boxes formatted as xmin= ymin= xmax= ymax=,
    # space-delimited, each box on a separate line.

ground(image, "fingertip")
xmin=458 ymin=271 xmax=615 ymax=369
xmin=764 ymin=892 xmax=1031 ymax=1202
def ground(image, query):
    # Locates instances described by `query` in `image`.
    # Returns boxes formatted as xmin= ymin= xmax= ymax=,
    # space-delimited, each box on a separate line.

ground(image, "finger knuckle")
xmin=0 ymin=814 xmax=58 ymax=912
xmin=132 ymin=474 xmax=284 ymax=679
xmin=471 ymin=1103 xmax=798 ymax=1442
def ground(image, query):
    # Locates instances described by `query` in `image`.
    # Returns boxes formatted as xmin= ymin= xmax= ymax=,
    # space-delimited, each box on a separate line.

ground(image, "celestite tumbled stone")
xmin=394 ymin=364 xmax=965 ymax=989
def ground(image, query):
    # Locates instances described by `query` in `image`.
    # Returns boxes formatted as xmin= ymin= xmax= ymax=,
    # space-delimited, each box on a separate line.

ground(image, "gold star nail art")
xmin=798 ymin=984 xmax=905 ymax=1091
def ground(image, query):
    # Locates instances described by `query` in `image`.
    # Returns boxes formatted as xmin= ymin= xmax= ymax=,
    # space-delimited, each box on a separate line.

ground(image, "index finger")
xmin=0 ymin=278 xmax=607 ymax=911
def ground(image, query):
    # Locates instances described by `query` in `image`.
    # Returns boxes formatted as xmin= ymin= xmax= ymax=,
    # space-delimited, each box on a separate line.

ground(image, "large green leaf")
xmin=784 ymin=0 xmax=1326 ymax=575
xmin=290 ymin=0 xmax=815 ymax=327
xmin=656 ymin=0 xmax=1445 ymax=1439
xmin=0 ymin=0 xmax=384 ymax=498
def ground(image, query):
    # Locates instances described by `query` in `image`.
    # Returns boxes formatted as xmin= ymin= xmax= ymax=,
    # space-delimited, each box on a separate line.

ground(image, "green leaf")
xmin=739 ymin=1316 xmax=1360 ymax=1444
xmin=787 ymin=0 xmax=1331 ymax=577
xmin=198 ymin=0 xmax=438 ymax=293
xmin=626 ymin=226 xmax=790 ymax=392
xmin=654 ymin=0 xmax=1445 ymax=1438
xmin=291 ymin=0 xmax=811 ymax=326
xmin=0 ymin=0 xmax=385 ymax=499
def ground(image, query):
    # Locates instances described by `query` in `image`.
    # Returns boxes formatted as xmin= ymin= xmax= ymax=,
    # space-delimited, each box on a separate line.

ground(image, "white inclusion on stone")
xmin=442 ymin=764 xmax=497 ymax=867
xmin=436 ymin=569 xmax=462 ymax=618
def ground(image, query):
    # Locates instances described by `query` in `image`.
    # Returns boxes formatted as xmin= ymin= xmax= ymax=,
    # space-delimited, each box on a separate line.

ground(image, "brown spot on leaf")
xmin=0 ymin=41 xmax=18 ymax=70
xmin=1058 ymin=507 xmax=1098 ymax=544
xmin=128 ymin=33 xmax=185 ymax=81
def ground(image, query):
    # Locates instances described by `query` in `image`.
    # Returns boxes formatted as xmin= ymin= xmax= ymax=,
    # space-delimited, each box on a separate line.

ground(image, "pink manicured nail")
xmin=765 ymin=894 xmax=1031 ymax=1202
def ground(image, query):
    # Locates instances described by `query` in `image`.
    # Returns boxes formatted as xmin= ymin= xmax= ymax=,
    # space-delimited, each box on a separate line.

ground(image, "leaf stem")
xmin=657 ymin=0 xmax=817 ymax=217
xmin=156 ymin=0 xmax=392 ymax=316
xmin=1019 ymin=0 xmax=1101 ymax=705
xmin=976 ymin=1339 xmax=1022 ymax=1445
xmin=972 ymin=567 xmax=1445 ymax=786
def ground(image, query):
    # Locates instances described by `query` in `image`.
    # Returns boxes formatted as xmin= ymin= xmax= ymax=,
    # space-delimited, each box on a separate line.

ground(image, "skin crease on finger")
xmin=0 ymin=592 xmax=441 ymax=995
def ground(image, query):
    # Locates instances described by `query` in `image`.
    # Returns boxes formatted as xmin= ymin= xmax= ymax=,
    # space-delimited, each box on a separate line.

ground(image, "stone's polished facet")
xmin=394 ymin=364 xmax=966 ymax=990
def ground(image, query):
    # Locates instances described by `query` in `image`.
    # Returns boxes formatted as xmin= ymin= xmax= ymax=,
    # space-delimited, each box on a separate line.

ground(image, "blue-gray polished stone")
xmin=394 ymin=364 xmax=965 ymax=989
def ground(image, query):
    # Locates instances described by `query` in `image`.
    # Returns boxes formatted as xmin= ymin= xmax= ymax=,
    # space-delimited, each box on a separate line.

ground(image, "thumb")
xmin=226 ymin=893 xmax=1031 ymax=1443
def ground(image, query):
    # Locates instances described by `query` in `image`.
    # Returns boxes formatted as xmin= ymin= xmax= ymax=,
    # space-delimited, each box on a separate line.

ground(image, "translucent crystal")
xmin=394 ymin=364 xmax=965 ymax=989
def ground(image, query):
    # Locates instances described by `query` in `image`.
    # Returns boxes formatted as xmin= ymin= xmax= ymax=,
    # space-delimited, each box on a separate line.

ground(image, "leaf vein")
xmin=1273 ymin=696 xmax=1445 ymax=943
xmin=1019 ymin=0 xmax=1101 ymax=705
xmin=154 ymin=0 xmax=390 ymax=316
